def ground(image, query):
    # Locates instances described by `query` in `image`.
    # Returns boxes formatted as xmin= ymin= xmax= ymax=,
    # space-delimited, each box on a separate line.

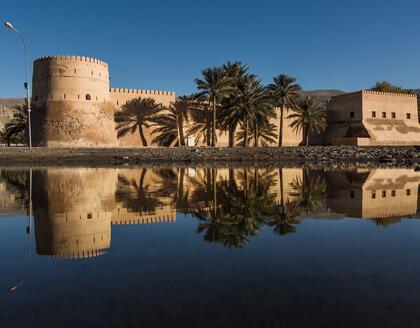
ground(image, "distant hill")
xmin=302 ymin=90 xmax=345 ymax=105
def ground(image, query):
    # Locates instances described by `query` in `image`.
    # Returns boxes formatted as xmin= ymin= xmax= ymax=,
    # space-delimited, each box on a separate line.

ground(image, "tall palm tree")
xmin=267 ymin=75 xmax=301 ymax=147
xmin=115 ymin=97 xmax=162 ymax=147
xmin=218 ymin=61 xmax=250 ymax=147
xmin=195 ymin=67 xmax=231 ymax=147
xmin=151 ymin=96 xmax=192 ymax=146
xmin=229 ymin=76 xmax=274 ymax=147
xmin=288 ymin=96 xmax=326 ymax=146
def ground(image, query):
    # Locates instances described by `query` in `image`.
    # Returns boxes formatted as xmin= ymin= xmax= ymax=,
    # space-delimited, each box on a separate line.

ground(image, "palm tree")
xmin=288 ymin=96 xmax=326 ymax=146
xmin=229 ymin=76 xmax=274 ymax=147
xmin=218 ymin=61 xmax=250 ymax=147
xmin=185 ymin=94 xmax=212 ymax=146
xmin=3 ymin=102 xmax=28 ymax=146
xmin=114 ymin=97 xmax=163 ymax=147
xmin=195 ymin=67 xmax=231 ymax=147
xmin=0 ymin=129 xmax=12 ymax=146
xmin=151 ymin=96 xmax=191 ymax=146
xmin=267 ymin=75 xmax=301 ymax=147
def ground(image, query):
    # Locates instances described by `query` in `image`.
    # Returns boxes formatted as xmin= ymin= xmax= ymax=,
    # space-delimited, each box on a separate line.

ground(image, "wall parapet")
xmin=329 ymin=90 xmax=417 ymax=101
xmin=34 ymin=55 xmax=108 ymax=68
xmin=110 ymin=88 xmax=175 ymax=96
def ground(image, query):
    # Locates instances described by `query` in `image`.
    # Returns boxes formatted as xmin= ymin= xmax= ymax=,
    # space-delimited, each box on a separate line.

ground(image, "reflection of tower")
xmin=326 ymin=168 xmax=420 ymax=219
xmin=33 ymin=168 xmax=117 ymax=259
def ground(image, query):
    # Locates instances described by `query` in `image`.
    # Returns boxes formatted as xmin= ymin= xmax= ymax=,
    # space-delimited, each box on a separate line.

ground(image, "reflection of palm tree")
xmin=264 ymin=200 xmax=300 ymax=235
xmin=289 ymin=170 xmax=326 ymax=215
xmin=115 ymin=98 xmax=162 ymax=146
xmin=193 ymin=167 xmax=276 ymax=248
xmin=0 ymin=169 xmax=30 ymax=210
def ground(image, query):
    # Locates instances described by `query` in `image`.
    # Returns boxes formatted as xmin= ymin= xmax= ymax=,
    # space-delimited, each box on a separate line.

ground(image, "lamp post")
xmin=4 ymin=21 xmax=32 ymax=148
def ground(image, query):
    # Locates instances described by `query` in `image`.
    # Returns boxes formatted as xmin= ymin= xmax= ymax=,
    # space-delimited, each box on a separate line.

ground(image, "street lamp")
xmin=4 ymin=21 xmax=32 ymax=148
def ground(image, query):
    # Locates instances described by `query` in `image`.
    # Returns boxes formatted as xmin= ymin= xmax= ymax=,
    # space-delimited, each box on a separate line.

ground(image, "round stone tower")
xmin=32 ymin=56 xmax=118 ymax=147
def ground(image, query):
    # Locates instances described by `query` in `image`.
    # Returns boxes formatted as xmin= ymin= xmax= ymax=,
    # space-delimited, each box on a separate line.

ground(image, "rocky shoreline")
xmin=0 ymin=146 xmax=418 ymax=167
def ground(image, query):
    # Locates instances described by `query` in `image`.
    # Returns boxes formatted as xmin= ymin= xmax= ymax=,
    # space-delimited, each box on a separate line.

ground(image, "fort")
xmin=32 ymin=55 xmax=175 ymax=147
xmin=31 ymin=55 xmax=420 ymax=148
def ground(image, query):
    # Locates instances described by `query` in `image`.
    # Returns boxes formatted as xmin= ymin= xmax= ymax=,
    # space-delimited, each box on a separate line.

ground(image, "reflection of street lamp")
xmin=4 ymin=21 xmax=32 ymax=148
xmin=8 ymin=168 xmax=32 ymax=292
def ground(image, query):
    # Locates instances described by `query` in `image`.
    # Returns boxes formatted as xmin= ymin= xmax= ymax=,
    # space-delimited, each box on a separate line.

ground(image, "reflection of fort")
xmin=325 ymin=168 xmax=420 ymax=219
xmin=32 ymin=168 xmax=176 ymax=259
xmin=8 ymin=166 xmax=420 ymax=259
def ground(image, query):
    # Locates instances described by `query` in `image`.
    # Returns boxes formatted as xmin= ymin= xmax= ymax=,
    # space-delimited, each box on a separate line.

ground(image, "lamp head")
xmin=4 ymin=22 xmax=14 ymax=29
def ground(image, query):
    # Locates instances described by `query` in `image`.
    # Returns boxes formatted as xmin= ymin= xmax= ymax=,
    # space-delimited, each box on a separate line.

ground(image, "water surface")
xmin=1 ymin=166 xmax=420 ymax=327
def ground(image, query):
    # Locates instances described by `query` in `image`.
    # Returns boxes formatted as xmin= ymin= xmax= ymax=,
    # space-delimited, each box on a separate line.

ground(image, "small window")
xmin=87 ymin=213 xmax=93 ymax=219
xmin=96 ymin=96 xmax=98 ymax=101
xmin=407 ymin=113 xmax=411 ymax=119
xmin=406 ymin=189 xmax=411 ymax=196
xmin=91 ymin=71 xmax=94 ymax=75
xmin=350 ymin=111 xmax=355 ymax=119
xmin=391 ymin=190 xmax=396 ymax=197
xmin=350 ymin=190 xmax=354 ymax=198
xmin=78 ymin=94 xmax=80 ymax=99
xmin=371 ymin=191 xmax=376 ymax=199
xmin=64 ymin=93 xmax=66 ymax=99
xmin=391 ymin=112 xmax=396 ymax=119
xmin=382 ymin=112 xmax=386 ymax=118
xmin=85 ymin=94 xmax=91 ymax=100
xmin=74 ymin=69 xmax=77 ymax=74
xmin=382 ymin=191 xmax=386 ymax=198
xmin=372 ymin=111 xmax=376 ymax=118
xmin=117 ymin=101 xmax=119 ymax=106
xmin=34 ymin=96 xmax=38 ymax=102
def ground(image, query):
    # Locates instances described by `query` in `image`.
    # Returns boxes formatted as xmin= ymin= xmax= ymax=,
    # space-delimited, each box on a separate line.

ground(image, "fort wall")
xmin=325 ymin=90 xmax=420 ymax=146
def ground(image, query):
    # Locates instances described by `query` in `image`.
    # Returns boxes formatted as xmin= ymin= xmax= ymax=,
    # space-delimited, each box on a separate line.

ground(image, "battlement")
xmin=34 ymin=55 xmax=108 ymax=68
xmin=110 ymin=88 xmax=175 ymax=96
xmin=112 ymin=214 xmax=176 ymax=225
xmin=39 ymin=248 xmax=108 ymax=260
xmin=329 ymin=90 xmax=417 ymax=101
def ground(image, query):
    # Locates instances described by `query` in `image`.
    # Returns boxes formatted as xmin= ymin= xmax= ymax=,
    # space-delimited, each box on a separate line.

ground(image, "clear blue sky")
xmin=1 ymin=0 xmax=420 ymax=98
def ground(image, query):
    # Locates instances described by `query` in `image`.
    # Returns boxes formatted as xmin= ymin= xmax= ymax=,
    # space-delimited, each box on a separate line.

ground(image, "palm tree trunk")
xmin=229 ymin=123 xmax=235 ymax=147
xmin=212 ymin=97 xmax=216 ymax=147
xmin=206 ymin=107 xmax=212 ymax=146
xmin=304 ymin=125 xmax=309 ymax=146
xmin=278 ymin=105 xmax=284 ymax=147
xmin=139 ymin=126 xmax=148 ymax=147
xmin=254 ymin=121 xmax=259 ymax=147
xmin=177 ymin=115 xmax=185 ymax=146
xmin=244 ymin=115 xmax=249 ymax=147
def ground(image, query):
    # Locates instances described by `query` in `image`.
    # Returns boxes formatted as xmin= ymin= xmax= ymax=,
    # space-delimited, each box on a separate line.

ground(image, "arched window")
xmin=85 ymin=94 xmax=91 ymax=100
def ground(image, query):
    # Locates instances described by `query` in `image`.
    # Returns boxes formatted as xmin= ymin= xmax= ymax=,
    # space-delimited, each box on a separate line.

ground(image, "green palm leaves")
xmin=267 ymin=75 xmax=302 ymax=147
xmin=288 ymin=96 xmax=326 ymax=146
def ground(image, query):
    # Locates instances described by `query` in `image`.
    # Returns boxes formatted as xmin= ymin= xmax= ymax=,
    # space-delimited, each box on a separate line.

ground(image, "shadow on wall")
xmin=114 ymin=97 xmax=163 ymax=147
